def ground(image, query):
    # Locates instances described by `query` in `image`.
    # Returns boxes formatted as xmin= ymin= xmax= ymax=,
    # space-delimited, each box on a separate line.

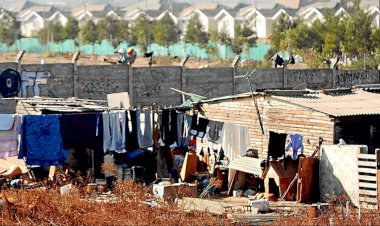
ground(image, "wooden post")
xmin=128 ymin=66 xmax=133 ymax=106
xmin=231 ymin=55 xmax=241 ymax=95
xmin=72 ymin=50 xmax=80 ymax=97
xmin=15 ymin=50 xmax=25 ymax=74
xmin=227 ymin=170 xmax=238 ymax=196
xmin=332 ymin=67 xmax=337 ymax=88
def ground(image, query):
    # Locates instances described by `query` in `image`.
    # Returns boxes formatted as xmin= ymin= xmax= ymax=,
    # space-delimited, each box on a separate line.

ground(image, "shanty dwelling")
xmin=195 ymin=88 xmax=380 ymax=203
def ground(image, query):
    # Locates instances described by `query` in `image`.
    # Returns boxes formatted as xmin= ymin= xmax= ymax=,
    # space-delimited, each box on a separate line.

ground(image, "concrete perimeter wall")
xmin=0 ymin=62 xmax=379 ymax=112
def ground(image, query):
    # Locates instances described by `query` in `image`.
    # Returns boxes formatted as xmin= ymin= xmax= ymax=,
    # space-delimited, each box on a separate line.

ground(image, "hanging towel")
xmin=190 ymin=114 xmax=198 ymax=136
xmin=0 ymin=114 xmax=15 ymax=130
xmin=102 ymin=112 xmax=112 ymax=151
xmin=60 ymin=113 xmax=103 ymax=151
xmin=19 ymin=115 xmax=67 ymax=166
xmin=0 ymin=114 xmax=22 ymax=158
xmin=285 ymin=134 xmax=304 ymax=160
xmin=176 ymin=112 xmax=184 ymax=148
xmin=141 ymin=109 xmax=153 ymax=148
xmin=169 ymin=110 xmax=178 ymax=147
xmin=221 ymin=123 xmax=249 ymax=162
xmin=197 ymin=117 xmax=209 ymax=138
xmin=136 ymin=108 xmax=143 ymax=148
xmin=161 ymin=109 xmax=170 ymax=146
xmin=118 ymin=111 xmax=126 ymax=150
xmin=181 ymin=114 xmax=192 ymax=147
xmin=127 ymin=110 xmax=139 ymax=151
xmin=103 ymin=111 xmax=126 ymax=152
xmin=208 ymin=121 xmax=224 ymax=142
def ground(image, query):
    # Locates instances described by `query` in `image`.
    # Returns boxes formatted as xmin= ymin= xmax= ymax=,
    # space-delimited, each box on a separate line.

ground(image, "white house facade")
xmin=299 ymin=7 xmax=325 ymax=25
xmin=367 ymin=6 xmax=380 ymax=29
xmin=214 ymin=9 xmax=235 ymax=38
xmin=47 ymin=11 xmax=68 ymax=26
xmin=19 ymin=11 xmax=44 ymax=37
xmin=178 ymin=8 xmax=209 ymax=39
xmin=156 ymin=10 xmax=178 ymax=24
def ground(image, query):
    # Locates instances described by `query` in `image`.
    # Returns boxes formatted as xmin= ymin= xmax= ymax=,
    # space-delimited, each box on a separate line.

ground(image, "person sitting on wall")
xmin=126 ymin=48 xmax=137 ymax=66
xmin=116 ymin=48 xmax=127 ymax=64
xmin=110 ymin=48 xmax=136 ymax=66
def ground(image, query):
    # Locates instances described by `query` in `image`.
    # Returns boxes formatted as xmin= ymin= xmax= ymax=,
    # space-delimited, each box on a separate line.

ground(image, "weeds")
xmin=0 ymin=180 xmax=232 ymax=225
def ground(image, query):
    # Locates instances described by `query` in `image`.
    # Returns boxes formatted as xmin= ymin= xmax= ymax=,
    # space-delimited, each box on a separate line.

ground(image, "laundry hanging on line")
xmin=19 ymin=114 xmax=67 ymax=166
xmin=285 ymin=133 xmax=304 ymax=160
xmin=0 ymin=114 xmax=22 ymax=158
xmin=60 ymin=113 xmax=103 ymax=151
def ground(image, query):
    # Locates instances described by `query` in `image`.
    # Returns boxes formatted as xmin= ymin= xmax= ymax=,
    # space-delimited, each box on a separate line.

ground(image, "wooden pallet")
xmin=357 ymin=153 xmax=378 ymax=210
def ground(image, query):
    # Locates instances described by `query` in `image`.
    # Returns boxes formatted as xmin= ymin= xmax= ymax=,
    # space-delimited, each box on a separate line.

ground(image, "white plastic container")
xmin=248 ymin=199 xmax=270 ymax=212
xmin=232 ymin=190 xmax=243 ymax=197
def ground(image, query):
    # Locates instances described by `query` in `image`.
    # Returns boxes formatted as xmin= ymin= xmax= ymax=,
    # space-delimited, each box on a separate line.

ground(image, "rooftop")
xmin=269 ymin=89 xmax=380 ymax=117
xmin=200 ymin=87 xmax=380 ymax=118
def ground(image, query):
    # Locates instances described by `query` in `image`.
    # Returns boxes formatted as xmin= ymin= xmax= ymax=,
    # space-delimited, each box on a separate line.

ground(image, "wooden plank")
xmin=358 ymin=167 xmax=377 ymax=174
xmin=359 ymin=175 xmax=377 ymax=182
xmin=359 ymin=182 xmax=377 ymax=189
xmin=360 ymin=202 xmax=378 ymax=210
xmin=359 ymin=189 xmax=378 ymax=196
xmin=358 ymin=161 xmax=377 ymax=167
xmin=180 ymin=152 xmax=198 ymax=182
xmin=228 ymin=213 xmax=278 ymax=222
xmin=359 ymin=196 xmax=378 ymax=203
xmin=227 ymin=171 xmax=238 ymax=196
xmin=358 ymin=154 xmax=377 ymax=160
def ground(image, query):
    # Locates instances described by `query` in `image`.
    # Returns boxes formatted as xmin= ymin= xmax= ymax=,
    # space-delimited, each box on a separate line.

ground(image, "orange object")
xmin=127 ymin=48 xmax=134 ymax=55
xmin=264 ymin=193 xmax=276 ymax=201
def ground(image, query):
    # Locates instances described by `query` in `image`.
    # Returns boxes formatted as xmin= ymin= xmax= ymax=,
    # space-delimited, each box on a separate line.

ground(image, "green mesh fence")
xmin=0 ymin=38 xmax=270 ymax=61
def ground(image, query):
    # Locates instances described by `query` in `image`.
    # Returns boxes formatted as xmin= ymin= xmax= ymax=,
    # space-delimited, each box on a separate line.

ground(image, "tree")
xmin=79 ymin=20 xmax=97 ymax=44
xmin=152 ymin=12 xmax=178 ymax=52
xmin=343 ymin=0 xmax=374 ymax=56
xmin=232 ymin=23 xmax=256 ymax=54
xmin=38 ymin=21 xmax=64 ymax=43
xmin=49 ymin=21 xmax=64 ymax=42
xmin=271 ymin=13 xmax=296 ymax=51
xmin=115 ymin=20 xmax=131 ymax=45
xmin=62 ymin=17 xmax=79 ymax=40
xmin=0 ymin=11 xmax=20 ymax=45
xmin=286 ymin=23 xmax=324 ymax=50
xmin=131 ymin=14 xmax=153 ymax=52
xmin=184 ymin=14 xmax=208 ymax=47
xmin=372 ymin=29 xmax=380 ymax=52
xmin=321 ymin=10 xmax=345 ymax=55
xmin=96 ymin=17 xmax=123 ymax=46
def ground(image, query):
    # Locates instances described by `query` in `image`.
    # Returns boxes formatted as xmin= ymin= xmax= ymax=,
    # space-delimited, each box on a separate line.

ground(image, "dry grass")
xmin=275 ymin=195 xmax=380 ymax=226
xmin=0 ymin=180 xmax=232 ymax=226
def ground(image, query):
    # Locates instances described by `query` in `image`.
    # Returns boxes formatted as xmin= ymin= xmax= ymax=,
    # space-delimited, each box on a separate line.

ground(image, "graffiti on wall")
xmin=286 ymin=69 xmax=327 ymax=89
xmin=0 ymin=69 xmax=21 ymax=98
xmin=133 ymin=83 xmax=161 ymax=98
xmin=21 ymin=70 xmax=51 ymax=97
xmin=336 ymin=71 xmax=371 ymax=86
xmin=80 ymin=79 xmax=120 ymax=95
xmin=287 ymin=70 xmax=318 ymax=83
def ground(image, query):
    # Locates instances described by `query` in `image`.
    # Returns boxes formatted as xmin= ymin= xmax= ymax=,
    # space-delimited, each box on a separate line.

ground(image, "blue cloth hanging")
xmin=285 ymin=134 xmax=304 ymax=160
xmin=19 ymin=114 xmax=67 ymax=166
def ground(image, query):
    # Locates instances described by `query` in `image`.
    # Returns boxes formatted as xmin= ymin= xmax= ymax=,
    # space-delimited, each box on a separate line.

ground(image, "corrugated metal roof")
xmin=228 ymin=157 xmax=263 ymax=176
xmin=270 ymin=89 xmax=380 ymax=117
